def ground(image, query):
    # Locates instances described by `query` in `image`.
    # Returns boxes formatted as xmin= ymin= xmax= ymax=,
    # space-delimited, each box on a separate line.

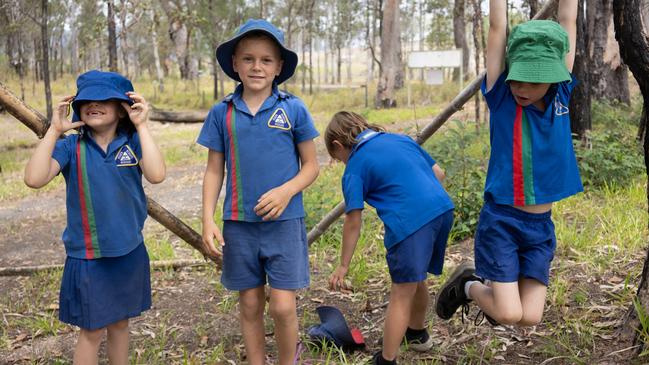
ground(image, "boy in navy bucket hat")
xmin=24 ymin=70 xmax=166 ymax=363
xmin=198 ymin=19 xmax=319 ymax=365
xmin=436 ymin=0 xmax=581 ymax=329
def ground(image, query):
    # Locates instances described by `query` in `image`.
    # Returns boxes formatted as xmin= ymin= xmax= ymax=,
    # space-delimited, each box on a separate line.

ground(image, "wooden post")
xmin=0 ymin=80 xmax=221 ymax=265
xmin=307 ymin=0 xmax=560 ymax=245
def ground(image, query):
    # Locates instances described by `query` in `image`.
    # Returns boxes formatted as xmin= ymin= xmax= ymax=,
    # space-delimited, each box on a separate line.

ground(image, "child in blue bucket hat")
xmin=197 ymin=19 xmax=319 ymax=365
xmin=436 ymin=0 xmax=581 ymax=328
xmin=24 ymin=70 xmax=166 ymax=363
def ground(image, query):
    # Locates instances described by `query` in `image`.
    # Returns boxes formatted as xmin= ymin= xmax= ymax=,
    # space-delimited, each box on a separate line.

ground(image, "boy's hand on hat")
xmin=122 ymin=92 xmax=149 ymax=128
xmin=50 ymin=95 xmax=84 ymax=135
xmin=254 ymin=186 xmax=292 ymax=221
xmin=329 ymin=266 xmax=350 ymax=291
xmin=201 ymin=220 xmax=224 ymax=259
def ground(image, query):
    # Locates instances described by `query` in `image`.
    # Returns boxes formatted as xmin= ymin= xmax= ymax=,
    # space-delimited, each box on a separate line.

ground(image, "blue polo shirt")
xmin=342 ymin=130 xmax=455 ymax=249
xmin=481 ymin=71 xmax=583 ymax=206
xmin=197 ymin=84 xmax=319 ymax=222
xmin=52 ymin=128 xmax=147 ymax=259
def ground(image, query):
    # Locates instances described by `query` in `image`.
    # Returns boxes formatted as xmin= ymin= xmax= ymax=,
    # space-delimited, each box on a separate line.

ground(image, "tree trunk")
xmin=471 ymin=0 xmax=484 ymax=125
xmin=376 ymin=0 xmax=402 ymax=108
xmin=453 ymin=0 xmax=469 ymax=81
xmin=107 ymin=0 xmax=118 ymax=72
xmin=337 ymin=46 xmax=342 ymax=84
xmin=161 ymin=1 xmax=191 ymax=79
xmin=569 ymin=0 xmax=591 ymax=141
xmin=589 ymin=0 xmax=630 ymax=104
xmin=526 ymin=0 xmax=540 ymax=18
xmin=150 ymin=9 xmax=164 ymax=92
xmin=614 ymin=0 xmax=649 ymax=355
xmin=40 ymin=0 xmax=52 ymax=120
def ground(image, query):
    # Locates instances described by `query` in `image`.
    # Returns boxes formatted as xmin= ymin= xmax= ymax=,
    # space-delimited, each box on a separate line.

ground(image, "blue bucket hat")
xmin=307 ymin=306 xmax=365 ymax=352
xmin=71 ymin=70 xmax=134 ymax=122
xmin=216 ymin=19 xmax=298 ymax=85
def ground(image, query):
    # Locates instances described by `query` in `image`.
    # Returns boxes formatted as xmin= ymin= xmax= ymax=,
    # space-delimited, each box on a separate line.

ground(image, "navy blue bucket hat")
xmin=307 ymin=306 xmax=365 ymax=352
xmin=71 ymin=70 xmax=134 ymax=122
xmin=216 ymin=19 xmax=298 ymax=85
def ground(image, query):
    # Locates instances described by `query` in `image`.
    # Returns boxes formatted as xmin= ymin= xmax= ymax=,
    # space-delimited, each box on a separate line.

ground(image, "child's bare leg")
xmin=239 ymin=286 xmax=266 ymax=365
xmin=408 ymin=281 xmax=428 ymax=330
xmin=517 ymin=278 xmax=547 ymax=326
xmin=106 ymin=319 xmax=129 ymax=365
xmin=74 ymin=327 xmax=104 ymax=364
xmin=382 ymin=282 xmax=418 ymax=361
xmin=269 ymin=288 xmax=297 ymax=365
xmin=470 ymin=281 xmax=523 ymax=325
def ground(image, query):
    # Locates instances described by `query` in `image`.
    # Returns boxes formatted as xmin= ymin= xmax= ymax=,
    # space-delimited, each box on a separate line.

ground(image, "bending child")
xmin=325 ymin=112 xmax=454 ymax=365
xmin=24 ymin=70 xmax=166 ymax=364
xmin=435 ymin=0 xmax=580 ymax=326
xmin=197 ymin=19 xmax=320 ymax=365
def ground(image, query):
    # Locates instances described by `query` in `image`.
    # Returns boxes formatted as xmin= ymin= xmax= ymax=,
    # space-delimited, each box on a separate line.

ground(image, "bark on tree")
xmin=569 ymin=0 xmax=591 ymax=141
xmin=107 ymin=0 xmax=118 ymax=72
xmin=526 ymin=0 xmax=540 ymax=18
xmin=588 ymin=0 xmax=630 ymax=104
xmin=161 ymin=1 xmax=192 ymax=79
xmin=453 ymin=0 xmax=469 ymax=81
xmin=40 ymin=0 xmax=52 ymax=121
xmin=376 ymin=0 xmax=403 ymax=108
xmin=614 ymin=0 xmax=649 ymax=354
xmin=150 ymin=8 xmax=165 ymax=93
xmin=471 ymin=0 xmax=484 ymax=125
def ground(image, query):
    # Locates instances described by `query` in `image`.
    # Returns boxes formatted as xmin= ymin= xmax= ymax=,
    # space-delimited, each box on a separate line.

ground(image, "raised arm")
xmin=558 ymin=0 xmax=578 ymax=72
xmin=486 ymin=0 xmax=508 ymax=92
xmin=24 ymin=95 xmax=83 ymax=188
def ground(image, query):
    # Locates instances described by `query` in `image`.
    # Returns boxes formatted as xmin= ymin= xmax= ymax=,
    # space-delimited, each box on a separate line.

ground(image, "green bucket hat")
xmin=506 ymin=20 xmax=571 ymax=84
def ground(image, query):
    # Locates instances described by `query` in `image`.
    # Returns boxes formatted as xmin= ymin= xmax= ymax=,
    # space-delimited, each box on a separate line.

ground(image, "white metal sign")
xmin=408 ymin=50 xmax=463 ymax=68
xmin=424 ymin=69 xmax=444 ymax=85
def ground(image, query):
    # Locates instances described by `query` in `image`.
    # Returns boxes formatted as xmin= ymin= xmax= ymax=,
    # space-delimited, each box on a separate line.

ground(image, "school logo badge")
xmin=115 ymin=145 xmax=138 ymax=166
xmin=267 ymin=108 xmax=291 ymax=130
xmin=554 ymin=98 xmax=570 ymax=116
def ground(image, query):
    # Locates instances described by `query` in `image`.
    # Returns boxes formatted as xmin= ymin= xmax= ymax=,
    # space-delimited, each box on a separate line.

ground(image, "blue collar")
xmin=80 ymin=127 xmax=130 ymax=156
xmin=225 ymin=83 xmax=287 ymax=115
xmin=352 ymin=129 xmax=382 ymax=153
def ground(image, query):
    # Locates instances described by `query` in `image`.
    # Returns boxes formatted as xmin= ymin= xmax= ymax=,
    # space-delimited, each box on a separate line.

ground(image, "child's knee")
xmin=107 ymin=319 xmax=129 ymax=332
xmin=80 ymin=328 xmax=105 ymax=344
xmin=239 ymin=295 xmax=265 ymax=318
xmin=390 ymin=282 xmax=419 ymax=298
xmin=518 ymin=311 xmax=543 ymax=326
xmin=493 ymin=307 xmax=523 ymax=325
xmin=269 ymin=300 xmax=296 ymax=322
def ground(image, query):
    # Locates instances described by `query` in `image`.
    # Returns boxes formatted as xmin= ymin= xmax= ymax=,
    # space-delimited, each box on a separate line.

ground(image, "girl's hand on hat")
xmin=329 ymin=265 xmax=350 ymax=291
xmin=254 ymin=185 xmax=292 ymax=221
xmin=122 ymin=92 xmax=149 ymax=128
xmin=50 ymin=95 xmax=84 ymax=135
xmin=201 ymin=220 xmax=224 ymax=259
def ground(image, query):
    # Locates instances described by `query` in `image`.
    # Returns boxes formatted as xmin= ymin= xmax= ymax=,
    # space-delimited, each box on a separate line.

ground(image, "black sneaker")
xmin=403 ymin=327 xmax=434 ymax=352
xmin=435 ymin=261 xmax=480 ymax=320
xmin=370 ymin=351 xmax=397 ymax=365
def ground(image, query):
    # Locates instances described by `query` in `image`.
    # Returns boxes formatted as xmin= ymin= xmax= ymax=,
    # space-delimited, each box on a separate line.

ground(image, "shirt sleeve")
xmin=197 ymin=106 xmax=225 ymax=152
xmin=291 ymin=98 xmax=320 ymax=144
xmin=342 ymin=173 xmax=365 ymax=213
xmin=556 ymin=73 xmax=578 ymax=104
xmin=51 ymin=134 xmax=75 ymax=173
xmin=481 ymin=71 xmax=509 ymax=110
xmin=415 ymin=142 xmax=436 ymax=167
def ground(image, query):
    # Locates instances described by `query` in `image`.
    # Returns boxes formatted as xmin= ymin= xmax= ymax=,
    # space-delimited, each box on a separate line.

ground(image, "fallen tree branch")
xmin=0 ymin=259 xmax=208 ymax=276
xmin=149 ymin=108 xmax=207 ymax=123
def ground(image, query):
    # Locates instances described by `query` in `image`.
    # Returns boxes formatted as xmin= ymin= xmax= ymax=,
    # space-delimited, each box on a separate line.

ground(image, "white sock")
xmin=464 ymin=280 xmax=479 ymax=300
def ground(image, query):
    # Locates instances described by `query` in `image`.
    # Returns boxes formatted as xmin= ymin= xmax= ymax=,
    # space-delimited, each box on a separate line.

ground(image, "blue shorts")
xmin=386 ymin=209 xmax=454 ymax=283
xmin=221 ymin=218 xmax=309 ymax=291
xmin=59 ymin=243 xmax=151 ymax=330
xmin=474 ymin=199 xmax=556 ymax=286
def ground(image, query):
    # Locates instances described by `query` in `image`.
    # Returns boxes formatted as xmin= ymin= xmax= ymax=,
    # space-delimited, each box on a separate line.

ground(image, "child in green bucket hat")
xmin=436 ymin=0 xmax=582 ymax=327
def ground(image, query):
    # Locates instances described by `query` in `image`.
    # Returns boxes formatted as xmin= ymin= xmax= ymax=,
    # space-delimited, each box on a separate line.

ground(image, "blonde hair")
xmin=324 ymin=111 xmax=385 ymax=158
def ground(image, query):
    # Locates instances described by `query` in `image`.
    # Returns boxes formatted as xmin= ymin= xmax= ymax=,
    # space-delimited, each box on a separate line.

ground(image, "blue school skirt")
xmin=59 ymin=242 xmax=151 ymax=330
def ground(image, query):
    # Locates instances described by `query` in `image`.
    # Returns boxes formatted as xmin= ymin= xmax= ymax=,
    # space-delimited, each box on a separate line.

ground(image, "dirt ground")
xmin=0 ymin=114 xmax=644 ymax=364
